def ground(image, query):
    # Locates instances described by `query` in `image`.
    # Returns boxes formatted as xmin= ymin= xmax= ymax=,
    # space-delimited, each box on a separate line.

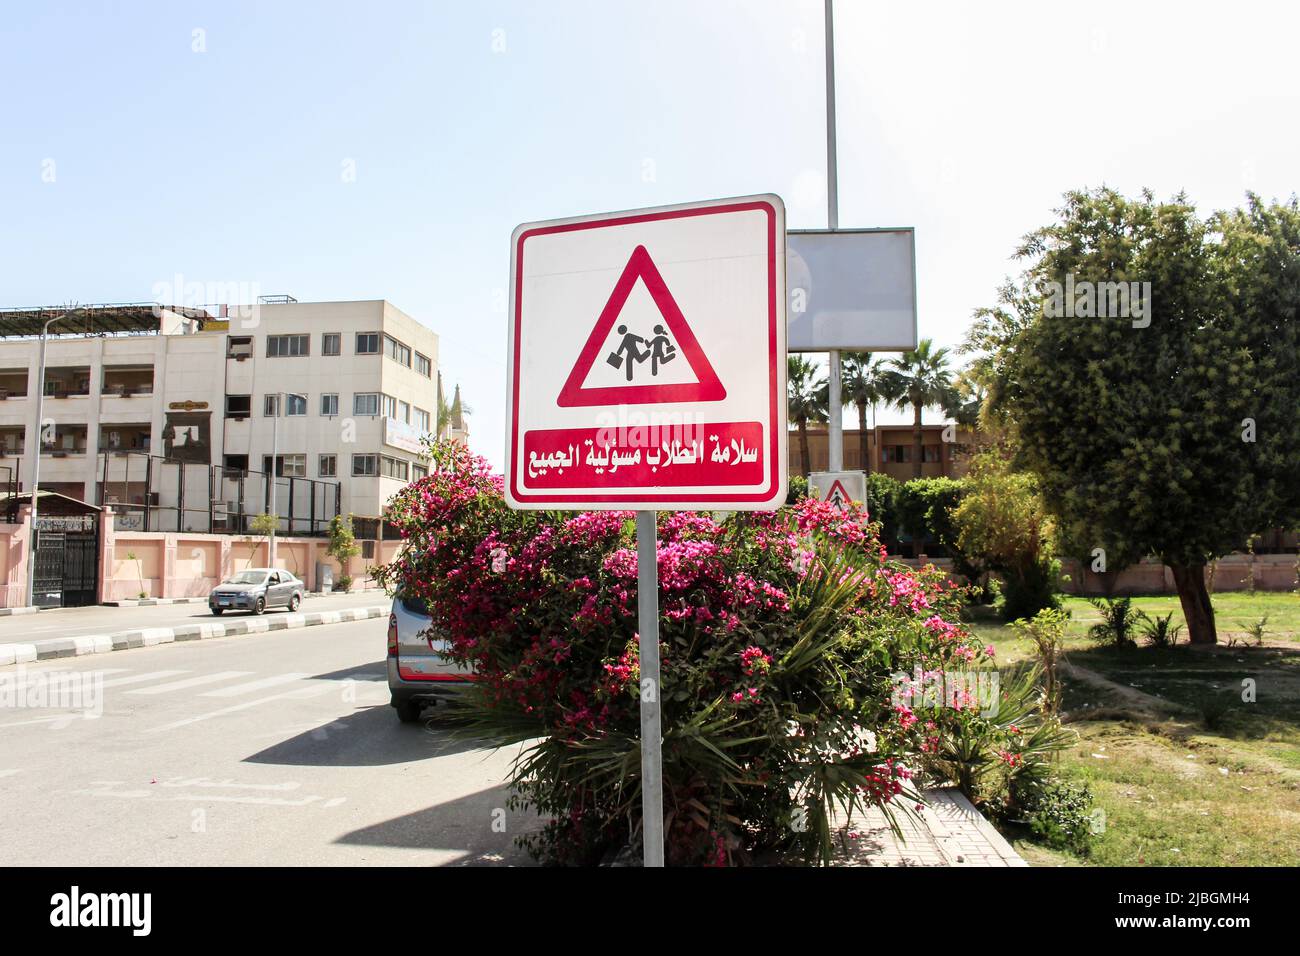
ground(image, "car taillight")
xmin=387 ymin=614 xmax=399 ymax=657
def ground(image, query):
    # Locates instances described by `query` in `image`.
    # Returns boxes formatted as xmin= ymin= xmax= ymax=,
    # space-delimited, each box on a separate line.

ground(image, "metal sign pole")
xmin=824 ymin=0 xmax=844 ymax=472
xmin=636 ymin=509 xmax=664 ymax=867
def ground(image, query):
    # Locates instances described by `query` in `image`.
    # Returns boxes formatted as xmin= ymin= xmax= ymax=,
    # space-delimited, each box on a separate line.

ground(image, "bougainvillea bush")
xmin=376 ymin=440 xmax=1053 ymax=865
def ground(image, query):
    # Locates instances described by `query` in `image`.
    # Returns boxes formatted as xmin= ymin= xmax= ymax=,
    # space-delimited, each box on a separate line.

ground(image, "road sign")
xmin=506 ymin=195 xmax=788 ymax=511
xmin=787 ymin=228 xmax=917 ymax=351
xmin=808 ymin=470 xmax=867 ymax=511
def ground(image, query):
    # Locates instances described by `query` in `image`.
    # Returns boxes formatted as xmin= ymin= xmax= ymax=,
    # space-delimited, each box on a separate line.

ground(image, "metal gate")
xmin=32 ymin=521 xmax=99 ymax=608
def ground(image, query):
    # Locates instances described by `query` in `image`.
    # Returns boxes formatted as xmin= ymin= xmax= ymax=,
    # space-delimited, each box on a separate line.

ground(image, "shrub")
xmin=917 ymin=664 xmax=1076 ymax=809
xmin=376 ymin=440 xmax=1018 ymax=866
xmin=1139 ymin=611 xmax=1183 ymax=649
xmin=327 ymin=514 xmax=361 ymax=565
xmin=1240 ymin=614 xmax=1269 ymax=647
xmin=865 ymin=472 xmax=902 ymax=545
xmin=1088 ymin=597 xmax=1140 ymax=648
xmin=951 ymin=450 xmax=1060 ymax=621
xmin=785 ymin=474 xmax=809 ymax=505
xmin=1010 ymin=608 xmax=1070 ymax=715
xmin=1011 ymin=777 xmax=1095 ymax=854
xmin=335 ymin=574 xmax=353 ymax=593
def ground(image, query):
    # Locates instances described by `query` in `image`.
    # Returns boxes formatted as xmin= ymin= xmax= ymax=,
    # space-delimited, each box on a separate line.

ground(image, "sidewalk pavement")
xmin=0 ymin=605 xmax=387 ymax=667
xmin=831 ymin=788 xmax=1028 ymax=866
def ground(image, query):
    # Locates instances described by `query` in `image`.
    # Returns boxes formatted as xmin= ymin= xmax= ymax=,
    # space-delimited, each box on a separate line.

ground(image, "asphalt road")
xmin=0 ymin=590 xmax=389 ymax=647
xmin=0 ymin=614 xmax=538 ymax=866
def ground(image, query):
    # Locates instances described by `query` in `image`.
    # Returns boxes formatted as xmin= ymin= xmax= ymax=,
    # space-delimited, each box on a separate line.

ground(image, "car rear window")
xmin=400 ymin=596 xmax=430 ymax=616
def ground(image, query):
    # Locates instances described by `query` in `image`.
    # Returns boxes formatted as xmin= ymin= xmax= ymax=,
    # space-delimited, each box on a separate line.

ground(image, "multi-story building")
xmin=0 ymin=299 xmax=443 ymax=534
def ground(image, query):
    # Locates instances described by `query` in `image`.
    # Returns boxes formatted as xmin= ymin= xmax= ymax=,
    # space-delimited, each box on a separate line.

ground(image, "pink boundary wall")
xmin=100 ymin=509 xmax=403 ymax=601
xmin=904 ymin=554 xmax=1299 ymax=595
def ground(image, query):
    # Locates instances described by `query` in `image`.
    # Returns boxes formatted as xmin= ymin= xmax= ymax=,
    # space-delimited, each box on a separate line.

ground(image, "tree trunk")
xmin=1170 ymin=562 xmax=1217 ymax=645
xmin=911 ymin=400 xmax=924 ymax=479
xmin=798 ymin=418 xmax=811 ymax=479
xmin=857 ymin=401 xmax=870 ymax=475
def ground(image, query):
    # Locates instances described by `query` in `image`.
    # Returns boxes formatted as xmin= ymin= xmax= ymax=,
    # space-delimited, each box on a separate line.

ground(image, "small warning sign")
xmin=809 ymin=471 xmax=867 ymax=512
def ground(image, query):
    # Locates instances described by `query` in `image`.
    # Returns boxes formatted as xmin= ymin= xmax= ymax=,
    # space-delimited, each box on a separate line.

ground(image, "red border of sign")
xmin=508 ymin=198 xmax=781 ymax=506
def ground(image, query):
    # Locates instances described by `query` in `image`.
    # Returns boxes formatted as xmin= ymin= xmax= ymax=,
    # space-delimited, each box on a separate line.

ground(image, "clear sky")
xmin=4 ymin=0 xmax=1297 ymax=470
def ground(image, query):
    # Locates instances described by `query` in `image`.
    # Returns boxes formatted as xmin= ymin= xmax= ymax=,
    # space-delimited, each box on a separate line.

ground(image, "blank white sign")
xmin=787 ymin=228 xmax=917 ymax=351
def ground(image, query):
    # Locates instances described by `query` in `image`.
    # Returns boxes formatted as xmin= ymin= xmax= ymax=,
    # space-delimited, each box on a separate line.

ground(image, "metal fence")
xmin=97 ymin=452 xmax=341 ymax=536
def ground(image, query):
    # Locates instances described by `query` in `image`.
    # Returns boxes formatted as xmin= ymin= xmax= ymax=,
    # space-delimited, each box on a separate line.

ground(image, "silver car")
xmin=387 ymin=594 xmax=473 ymax=722
xmin=209 ymin=568 xmax=305 ymax=616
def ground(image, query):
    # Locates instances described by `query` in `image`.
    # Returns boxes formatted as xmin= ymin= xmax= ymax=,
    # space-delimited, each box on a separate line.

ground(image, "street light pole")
xmin=268 ymin=394 xmax=279 ymax=569
xmin=25 ymin=311 xmax=72 ymax=607
xmin=824 ymin=0 xmax=844 ymax=473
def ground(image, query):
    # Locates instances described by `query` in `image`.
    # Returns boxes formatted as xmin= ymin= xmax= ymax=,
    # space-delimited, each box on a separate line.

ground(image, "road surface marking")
xmin=146 ymin=683 xmax=336 ymax=733
xmin=125 ymin=671 xmax=253 ymax=695
xmin=99 ymin=670 xmax=191 ymax=689
xmin=199 ymin=673 xmax=311 ymax=697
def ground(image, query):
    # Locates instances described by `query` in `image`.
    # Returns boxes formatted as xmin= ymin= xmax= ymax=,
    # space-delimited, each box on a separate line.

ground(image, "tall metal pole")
xmin=824 ymin=0 xmax=844 ymax=472
xmin=25 ymin=312 xmax=66 ymax=607
xmin=268 ymin=394 xmax=278 ymax=568
xmin=636 ymin=509 xmax=664 ymax=867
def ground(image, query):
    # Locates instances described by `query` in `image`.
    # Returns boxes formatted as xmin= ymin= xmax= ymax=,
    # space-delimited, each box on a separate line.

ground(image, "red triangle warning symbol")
xmin=557 ymin=245 xmax=727 ymax=407
xmin=826 ymin=479 xmax=851 ymax=508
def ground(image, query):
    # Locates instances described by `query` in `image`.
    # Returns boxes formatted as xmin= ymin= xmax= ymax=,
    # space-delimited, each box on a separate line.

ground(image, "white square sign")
xmin=506 ymin=195 xmax=787 ymax=510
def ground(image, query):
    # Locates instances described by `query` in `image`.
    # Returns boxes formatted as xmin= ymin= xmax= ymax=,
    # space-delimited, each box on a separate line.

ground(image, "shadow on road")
xmin=334 ymin=783 xmax=540 ymax=865
xmin=310 ymin=661 xmax=387 ymax=682
xmin=242 ymin=704 xmax=488 ymax=767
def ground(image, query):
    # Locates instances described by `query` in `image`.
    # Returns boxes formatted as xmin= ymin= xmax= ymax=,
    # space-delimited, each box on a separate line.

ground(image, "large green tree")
xmin=787 ymin=355 xmax=827 ymax=479
xmin=886 ymin=339 xmax=958 ymax=479
xmin=981 ymin=189 xmax=1300 ymax=644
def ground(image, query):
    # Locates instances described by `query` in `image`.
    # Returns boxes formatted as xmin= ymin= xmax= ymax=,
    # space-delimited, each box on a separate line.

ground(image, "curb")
xmin=0 ymin=606 xmax=387 ymax=667
xmin=103 ymin=588 xmax=385 ymax=608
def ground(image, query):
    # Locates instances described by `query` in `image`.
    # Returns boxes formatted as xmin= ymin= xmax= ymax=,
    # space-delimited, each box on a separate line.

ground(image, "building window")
xmin=225 ymin=395 xmax=251 ymax=419
xmin=320 ymin=393 xmax=339 ymax=416
xmin=352 ymin=453 xmax=379 ymax=476
xmin=883 ymin=444 xmax=911 ymax=463
xmin=415 ymin=352 xmax=431 ymax=377
xmin=353 ymin=393 xmax=379 ymax=416
xmin=380 ymin=455 xmax=409 ymax=480
xmin=227 ymin=337 xmax=253 ymax=360
xmin=384 ymin=335 xmax=412 ymax=367
xmin=398 ymin=400 xmax=410 ymax=424
xmin=262 ymin=454 xmax=306 ymax=477
xmin=412 ymin=463 xmax=428 ymax=480
xmin=923 ymin=444 xmax=942 ymax=463
xmin=381 ymin=394 xmax=398 ymax=419
xmin=413 ymin=407 xmax=430 ymax=432
xmin=267 ymin=334 xmax=309 ymax=357
xmin=318 ymin=454 xmax=337 ymax=478
xmin=356 ymin=332 xmax=380 ymax=355
xmin=285 ymin=393 xmax=307 ymax=416
xmin=322 ymin=333 xmax=341 ymax=356
xmin=264 ymin=394 xmax=281 ymax=417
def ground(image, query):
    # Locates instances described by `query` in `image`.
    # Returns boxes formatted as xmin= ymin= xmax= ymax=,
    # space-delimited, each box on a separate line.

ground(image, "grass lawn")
xmin=967 ymin=592 xmax=1300 ymax=867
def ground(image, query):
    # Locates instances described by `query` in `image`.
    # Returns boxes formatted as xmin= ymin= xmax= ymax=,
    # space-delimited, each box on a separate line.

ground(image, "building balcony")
xmin=101 ymin=365 xmax=154 ymax=397
xmin=0 ymin=369 xmax=29 ymax=400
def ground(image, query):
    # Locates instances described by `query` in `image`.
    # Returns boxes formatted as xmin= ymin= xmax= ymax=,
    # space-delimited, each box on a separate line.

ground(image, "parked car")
xmin=209 ymin=568 xmax=305 ymax=616
xmin=387 ymin=593 xmax=473 ymax=722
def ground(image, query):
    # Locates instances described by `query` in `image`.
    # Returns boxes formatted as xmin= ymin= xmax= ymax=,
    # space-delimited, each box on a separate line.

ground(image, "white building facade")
xmin=0 ymin=300 xmax=440 ymax=535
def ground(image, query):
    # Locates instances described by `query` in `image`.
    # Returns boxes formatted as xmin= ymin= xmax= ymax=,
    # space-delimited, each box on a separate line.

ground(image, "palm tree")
xmin=841 ymin=351 xmax=901 ymax=475
xmin=886 ymin=339 xmax=957 ymax=478
xmin=787 ymin=355 xmax=827 ymax=479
